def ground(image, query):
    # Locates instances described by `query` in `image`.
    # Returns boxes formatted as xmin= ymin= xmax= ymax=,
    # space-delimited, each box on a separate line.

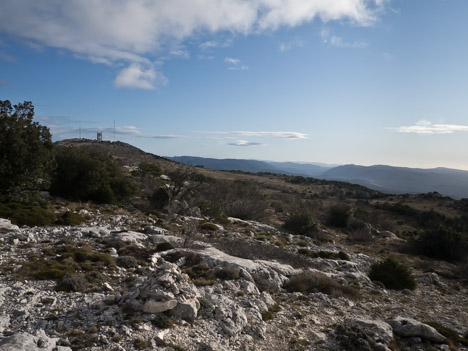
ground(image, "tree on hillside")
xmin=0 ymin=100 xmax=54 ymax=194
xmin=50 ymin=147 xmax=137 ymax=204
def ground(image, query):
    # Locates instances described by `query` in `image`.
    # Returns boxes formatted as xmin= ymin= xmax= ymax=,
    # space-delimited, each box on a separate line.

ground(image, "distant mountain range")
xmin=168 ymin=156 xmax=468 ymax=199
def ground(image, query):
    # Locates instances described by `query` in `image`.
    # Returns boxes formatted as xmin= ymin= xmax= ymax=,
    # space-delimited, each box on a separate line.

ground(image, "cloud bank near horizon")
xmin=0 ymin=0 xmax=385 ymax=89
xmin=395 ymin=120 xmax=468 ymax=134
xmin=199 ymin=130 xmax=308 ymax=139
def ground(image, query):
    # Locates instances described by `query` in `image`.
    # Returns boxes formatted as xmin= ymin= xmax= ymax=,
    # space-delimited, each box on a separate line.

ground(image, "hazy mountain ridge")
xmin=169 ymin=156 xmax=468 ymax=199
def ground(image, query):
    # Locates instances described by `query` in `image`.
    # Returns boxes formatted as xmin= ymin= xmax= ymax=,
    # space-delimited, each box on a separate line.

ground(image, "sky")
xmin=1 ymin=0 xmax=468 ymax=170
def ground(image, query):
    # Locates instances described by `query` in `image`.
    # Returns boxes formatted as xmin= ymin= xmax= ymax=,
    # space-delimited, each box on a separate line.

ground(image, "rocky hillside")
xmin=0 ymin=139 xmax=467 ymax=351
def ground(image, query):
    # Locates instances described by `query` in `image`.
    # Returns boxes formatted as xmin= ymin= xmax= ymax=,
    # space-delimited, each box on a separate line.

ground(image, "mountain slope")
xmin=322 ymin=164 xmax=468 ymax=199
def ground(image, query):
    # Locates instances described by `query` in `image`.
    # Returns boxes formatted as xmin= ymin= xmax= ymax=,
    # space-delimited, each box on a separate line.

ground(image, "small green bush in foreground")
xmin=368 ymin=257 xmax=416 ymax=290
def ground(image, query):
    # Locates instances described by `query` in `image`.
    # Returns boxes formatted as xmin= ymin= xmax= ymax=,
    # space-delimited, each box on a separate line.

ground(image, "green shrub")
xmin=199 ymin=222 xmax=219 ymax=232
xmin=152 ymin=313 xmax=174 ymax=329
xmin=156 ymin=242 xmax=174 ymax=252
xmin=368 ymin=257 xmax=416 ymax=290
xmin=214 ymin=267 xmax=240 ymax=280
xmin=0 ymin=100 xmax=54 ymax=194
xmin=283 ymin=211 xmax=319 ymax=236
xmin=55 ymin=274 xmax=88 ymax=292
xmin=56 ymin=211 xmax=86 ymax=226
xmin=328 ymin=204 xmax=353 ymax=227
xmin=412 ymin=227 xmax=468 ymax=262
xmin=138 ymin=163 xmax=162 ymax=177
xmin=0 ymin=202 xmax=55 ymax=227
xmin=150 ymin=187 xmax=170 ymax=209
xmin=50 ymin=147 xmax=136 ymax=204
xmin=197 ymin=297 xmax=214 ymax=319
xmin=425 ymin=321 xmax=468 ymax=347
xmin=116 ymin=255 xmax=139 ymax=268
xmin=284 ymin=271 xmax=358 ymax=298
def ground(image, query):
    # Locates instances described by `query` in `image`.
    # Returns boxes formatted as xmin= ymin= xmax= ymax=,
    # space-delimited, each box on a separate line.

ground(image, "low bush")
xmin=424 ymin=321 xmax=468 ymax=347
xmin=152 ymin=313 xmax=174 ymax=329
xmin=50 ymin=147 xmax=137 ymax=204
xmin=150 ymin=187 xmax=170 ymax=210
xmin=284 ymin=271 xmax=358 ymax=298
xmin=17 ymin=245 xmax=115 ymax=282
xmin=197 ymin=297 xmax=215 ymax=319
xmin=55 ymin=274 xmax=88 ymax=292
xmin=156 ymin=242 xmax=175 ymax=252
xmin=412 ymin=227 xmax=468 ymax=262
xmin=138 ymin=163 xmax=162 ymax=177
xmin=214 ymin=267 xmax=240 ymax=280
xmin=199 ymin=222 xmax=219 ymax=232
xmin=55 ymin=211 xmax=86 ymax=226
xmin=116 ymin=256 xmax=139 ymax=268
xmin=0 ymin=202 xmax=55 ymax=227
xmin=283 ymin=211 xmax=319 ymax=237
xmin=328 ymin=204 xmax=353 ymax=227
xmin=368 ymin=257 xmax=416 ymax=290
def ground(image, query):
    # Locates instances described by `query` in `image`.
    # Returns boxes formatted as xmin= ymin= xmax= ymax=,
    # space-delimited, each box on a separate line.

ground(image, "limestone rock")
xmin=388 ymin=316 xmax=445 ymax=343
xmin=171 ymin=298 xmax=199 ymax=321
xmin=0 ymin=218 xmax=19 ymax=232
xmin=142 ymin=299 xmax=177 ymax=313
xmin=0 ymin=330 xmax=72 ymax=351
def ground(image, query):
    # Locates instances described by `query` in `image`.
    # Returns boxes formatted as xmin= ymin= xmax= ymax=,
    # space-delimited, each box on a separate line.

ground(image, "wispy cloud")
xmin=199 ymin=131 xmax=308 ymax=140
xmin=0 ymin=51 xmax=15 ymax=62
xmin=0 ymin=79 xmax=10 ymax=85
xmin=114 ymin=63 xmax=167 ymax=90
xmin=199 ymin=41 xmax=218 ymax=50
xmin=36 ymin=116 xmax=96 ymax=125
xmin=320 ymin=28 xmax=368 ymax=48
xmin=197 ymin=54 xmax=214 ymax=60
xmin=170 ymin=49 xmax=189 ymax=59
xmin=224 ymin=57 xmax=248 ymax=70
xmin=394 ymin=120 xmax=468 ymax=134
xmin=228 ymin=140 xmax=265 ymax=147
xmin=82 ymin=126 xmax=182 ymax=139
xmin=0 ymin=1 xmax=385 ymax=88
xmin=279 ymin=39 xmax=305 ymax=52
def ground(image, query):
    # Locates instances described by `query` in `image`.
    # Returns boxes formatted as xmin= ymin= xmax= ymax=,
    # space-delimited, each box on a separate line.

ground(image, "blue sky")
xmin=1 ymin=0 xmax=468 ymax=170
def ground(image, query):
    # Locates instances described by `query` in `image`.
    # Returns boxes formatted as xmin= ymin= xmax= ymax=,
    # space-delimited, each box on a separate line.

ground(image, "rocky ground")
xmin=0 ymin=209 xmax=467 ymax=351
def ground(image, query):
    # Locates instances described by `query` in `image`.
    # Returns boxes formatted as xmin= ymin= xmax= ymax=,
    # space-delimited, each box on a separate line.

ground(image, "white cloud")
xmin=395 ymin=120 xmax=468 ymax=134
xmin=224 ymin=57 xmax=248 ymax=70
xmin=320 ymin=28 xmax=368 ymax=48
xmin=170 ymin=49 xmax=190 ymax=58
xmin=228 ymin=140 xmax=265 ymax=147
xmin=279 ymin=39 xmax=305 ymax=52
xmin=114 ymin=63 xmax=167 ymax=90
xmin=199 ymin=131 xmax=308 ymax=139
xmin=0 ymin=1 xmax=385 ymax=86
xmin=199 ymin=41 xmax=218 ymax=50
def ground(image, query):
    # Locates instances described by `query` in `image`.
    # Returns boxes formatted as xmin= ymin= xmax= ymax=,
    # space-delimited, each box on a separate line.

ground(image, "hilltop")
xmin=0 ymin=138 xmax=467 ymax=351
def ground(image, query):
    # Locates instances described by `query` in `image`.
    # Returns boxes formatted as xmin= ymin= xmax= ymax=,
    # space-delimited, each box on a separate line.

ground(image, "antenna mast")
xmin=114 ymin=120 xmax=116 ymax=141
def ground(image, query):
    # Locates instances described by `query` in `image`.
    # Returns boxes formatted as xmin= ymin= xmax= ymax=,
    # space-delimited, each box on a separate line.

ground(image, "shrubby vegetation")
xmin=412 ymin=226 xmax=468 ymax=262
xmin=368 ymin=257 xmax=416 ymax=290
xmin=200 ymin=179 xmax=267 ymax=220
xmin=50 ymin=147 xmax=137 ymax=204
xmin=283 ymin=211 xmax=319 ymax=237
xmin=0 ymin=202 xmax=55 ymax=227
xmin=284 ymin=271 xmax=358 ymax=298
xmin=328 ymin=204 xmax=353 ymax=227
xmin=0 ymin=100 xmax=54 ymax=195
